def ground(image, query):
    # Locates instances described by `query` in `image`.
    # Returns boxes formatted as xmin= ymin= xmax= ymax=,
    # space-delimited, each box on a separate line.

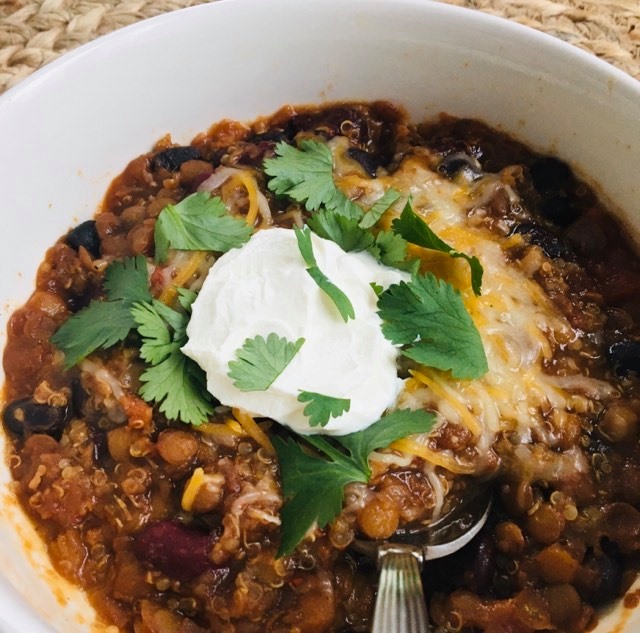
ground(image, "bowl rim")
xmin=1 ymin=1 xmax=640 ymax=632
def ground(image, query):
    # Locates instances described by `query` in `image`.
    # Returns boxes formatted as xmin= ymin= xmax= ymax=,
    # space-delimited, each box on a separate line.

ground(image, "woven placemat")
xmin=1 ymin=0 xmax=639 ymax=94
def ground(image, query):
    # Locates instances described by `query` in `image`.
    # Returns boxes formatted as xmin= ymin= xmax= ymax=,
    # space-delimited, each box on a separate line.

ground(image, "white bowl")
xmin=1 ymin=0 xmax=639 ymax=631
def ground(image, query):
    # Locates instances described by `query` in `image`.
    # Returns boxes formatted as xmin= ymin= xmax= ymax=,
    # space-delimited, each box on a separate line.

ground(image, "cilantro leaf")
xmin=51 ymin=301 xmax=136 ymax=370
xmin=359 ymin=188 xmax=402 ymax=229
xmin=264 ymin=140 xmax=363 ymax=219
xmin=228 ymin=334 xmax=305 ymax=392
xmin=307 ymin=210 xmax=374 ymax=252
xmin=51 ymin=256 xmax=151 ymax=369
xmin=103 ymin=254 xmax=152 ymax=304
xmin=138 ymin=349 xmax=214 ymax=426
xmin=392 ymin=201 xmax=483 ymax=295
xmin=273 ymin=436 xmax=366 ymax=557
xmin=370 ymin=282 xmax=384 ymax=297
xmin=377 ymin=273 xmax=488 ymax=379
xmin=274 ymin=408 xmax=435 ymax=556
xmin=177 ymin=288 xmax=198 ymax=312
xmin=335 ymin=409 xmax=436 ymax=473
xmin=294 ymin=226 xmax=355 ymax=322
xmin=370 ymin=230 xmax=409 ymax=267
xmin=297 ymin=391 xmax=351 ymax=427
xmin=131 ymin=300 xmax=214 ymax=425
xmin=154 ymin=191 xmax=253 ymax=263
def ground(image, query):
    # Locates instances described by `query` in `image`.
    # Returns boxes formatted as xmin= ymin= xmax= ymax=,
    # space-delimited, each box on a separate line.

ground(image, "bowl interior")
xmin=1 ymin=0 xmax=639 ymax=630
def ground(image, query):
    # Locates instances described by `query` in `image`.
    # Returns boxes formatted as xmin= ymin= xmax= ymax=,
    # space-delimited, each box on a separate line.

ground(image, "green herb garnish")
xmin=377 ymin=273 xmax=488 ymax=379
xmin=294 ymin=225 xmax=355 ymax=322
xmin=264 ymin=140 xmax=363 ymax=219
xmin=154 ymin=191 xmax=253 ymax=263
xmin=392 ymin=201 xmax=483 ymax=295
xmin=307 ymin=211 xmax=374 ymax=253
xmin=228 ymin=333 xmax=305 ymax=392
xmin=297 ymin=391 xmax=351 ymax=428
xmin=358 ymin=188 xmax=402 ymax=229
xmin=131 ymin=298 xmax=214 ymax=425
xmin=274 ymin=408 xmax=436 ymax=556
xmin=51 ymin=255 xmax=151 ymax=369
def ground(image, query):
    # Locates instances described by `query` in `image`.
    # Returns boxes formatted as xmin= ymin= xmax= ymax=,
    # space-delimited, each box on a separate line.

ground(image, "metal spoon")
xmin=353 ymin=489 xmax=493 ymax=633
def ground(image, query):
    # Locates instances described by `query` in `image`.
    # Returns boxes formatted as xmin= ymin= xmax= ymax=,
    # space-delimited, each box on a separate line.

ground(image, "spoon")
xmin=353 ymin=488 xmax=493 ymax=633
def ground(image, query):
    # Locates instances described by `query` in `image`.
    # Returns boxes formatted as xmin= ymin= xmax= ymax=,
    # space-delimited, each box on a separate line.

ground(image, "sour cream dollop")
xmin=182 ymin=228 xmax=408 ymax=435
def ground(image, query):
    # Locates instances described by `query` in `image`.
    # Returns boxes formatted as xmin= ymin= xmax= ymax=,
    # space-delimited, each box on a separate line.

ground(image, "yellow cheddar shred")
xmin=390 ymin=438 xmax=476 ymax=475
xmin=227 ymin=171 xmax=260 ymax=226
xmin=158 ymin=251 xmax=208 ymax=305
xmin=232 ymin=407 xmax=275 ymax=453
xmin=181 ymin=467 xmax=205 ymax=512
xmin=198 ymin=421 xmax=242 ymax=438
xmin=410 ymin=369 xmax=482 ymax=437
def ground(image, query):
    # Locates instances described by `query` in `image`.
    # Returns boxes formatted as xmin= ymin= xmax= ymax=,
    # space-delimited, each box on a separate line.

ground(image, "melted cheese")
xmin=335 ymin=144 xmax=617 ymax=474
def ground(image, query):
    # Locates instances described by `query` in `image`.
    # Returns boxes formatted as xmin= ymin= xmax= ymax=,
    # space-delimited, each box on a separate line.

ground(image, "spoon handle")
xmin=372 ymin=545 xmax=429 ymax=633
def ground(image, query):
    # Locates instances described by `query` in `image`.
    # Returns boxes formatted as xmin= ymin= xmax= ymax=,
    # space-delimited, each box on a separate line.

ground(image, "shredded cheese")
xmin=158 ymin=251 xmax=208 ymax=305
xmin=226 ymin=171 xmax=260 ymax=226
xmin=181 ymin=467 xmax=205 ymax=512
xmin=232 ymin=408 xmax=275 ymax=453
xmin=332 ymin=144 xmax=610 ymax=474
xmin=390 ymin=438 xmax=476 ymax=475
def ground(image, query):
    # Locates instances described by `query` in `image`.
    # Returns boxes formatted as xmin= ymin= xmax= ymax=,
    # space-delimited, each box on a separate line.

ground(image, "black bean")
xmin=437 ymin=152 xmax=483 ymax=181
xmin=469 ymin=532 xmax=497 ymax=593
xmin=529 ymin=157 xmax=571 ymax=193
xmin=91 ymin=428 xmax=109 ymax=462
xmin=346 ymin=147 xmax=380 ymax=178
xmin=607 ymin=340 xmax=640 ymax=376
xmin=3 ymin=397 xmax=70 ymax=438
xmin=65 ymin=220 xmax=100 ymax=258
xmin=538 ymin=195 xmax=579 ymax=227
xmin=513 ymin=223 xmax=573 ymax=260
xmin=133 ymin=521 xmax=214 ymax=581
xmin=151 ymin=146 xmax=201 ymax=172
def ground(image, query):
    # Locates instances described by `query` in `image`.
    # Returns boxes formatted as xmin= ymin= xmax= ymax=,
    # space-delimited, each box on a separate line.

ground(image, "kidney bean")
xmin=133 ymin=521 xmax=214 ymax=581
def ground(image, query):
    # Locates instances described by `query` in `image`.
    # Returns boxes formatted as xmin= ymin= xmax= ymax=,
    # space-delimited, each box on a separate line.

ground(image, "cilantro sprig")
xmin=377 ymin=273 xmax=488 ymax=379
xmin=132 ymin=291 xmax=215 ymax=425
xmin=51 ymin=255 xmax=151 ymax=369
xmin=51 ymin=255 xmax=213 ymax=425
xmin=274 ymin=408 xmax=436 ymax=556
xmin=228 ymin=334 xmax=305 ymax=391
xmin=392 ymin=201 xmax=483 ymax=295
xmin=297 ymin=391 xmax=351 ymax=428
xmin=294 ymin=226 xmax=355 ymax=322
xmin=264 ymin=140 xmax=363 ymax=219
xmin=154 ymin=191 xmax=253 ymax=263
xmin=359 ymin=188 xmax=402 ymax=229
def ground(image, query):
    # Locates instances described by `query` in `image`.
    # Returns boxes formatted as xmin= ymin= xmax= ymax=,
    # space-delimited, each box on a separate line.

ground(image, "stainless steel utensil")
xmin=354 ymin=489 xmax=493 ymax=633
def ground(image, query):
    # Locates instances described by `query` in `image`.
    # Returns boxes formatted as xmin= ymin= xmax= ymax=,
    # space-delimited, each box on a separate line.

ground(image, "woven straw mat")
xmin=0 ymin=0 xmax=639 ymax=95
